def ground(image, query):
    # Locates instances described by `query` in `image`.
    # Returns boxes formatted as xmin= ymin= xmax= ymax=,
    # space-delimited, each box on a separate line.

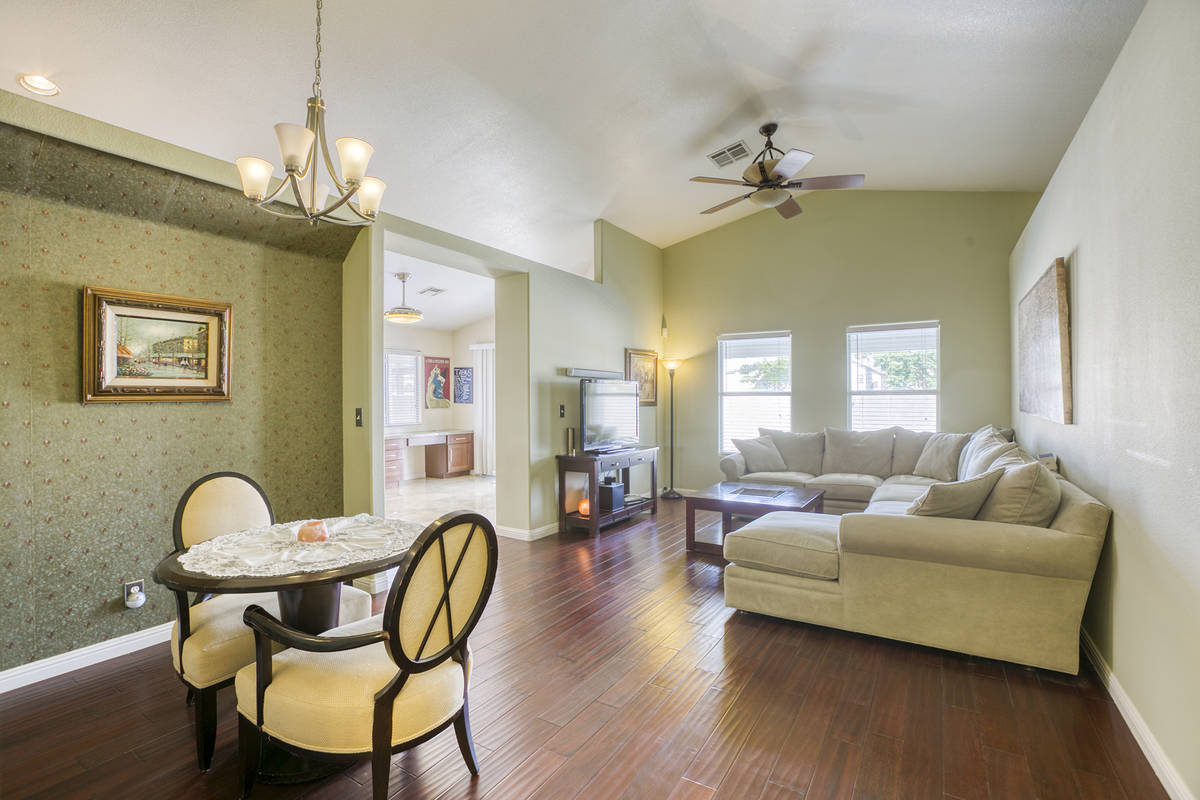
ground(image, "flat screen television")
xmin=580 ymin=379 xmax=640 ymax=452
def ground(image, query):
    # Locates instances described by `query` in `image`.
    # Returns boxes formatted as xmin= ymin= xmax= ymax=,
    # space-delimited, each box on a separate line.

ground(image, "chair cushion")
xmin=722 ymin=511 xmax=840 ymax=580
xmin=733 ymin=436 xmax=787 ymax=473
xmin=977 ymin=462 xmax=1062 ymax=527
xmin=805 ymin=473 xmax=883 ymax=503
xmin=741 ymin=471 xmax=814 ymax=486
xmin=891 ymin=428 xmax=933 ymax=476
xmin=822 ymin=428 xmax=895 ymax=477
xmin=913 ymin=432 xmax=971 ymax=482
xmin=759 ymin=429 xmax=824 ymax=475
xmin=173 ymin=585 xmax=374 ymax=688
xmin=870 ymin=483 xmax=931 ymax=504
xmin=907 ymin=468 xmax=1004 ymax=519
xmin=234 ymin=613 xmax=469 ymax=754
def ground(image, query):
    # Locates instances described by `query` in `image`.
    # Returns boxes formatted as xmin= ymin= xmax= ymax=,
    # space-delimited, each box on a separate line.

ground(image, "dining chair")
xmin=169 ymin=471 xmax=373 ymax=771
xmin=235 ymin=511 xmax=499 ymax=800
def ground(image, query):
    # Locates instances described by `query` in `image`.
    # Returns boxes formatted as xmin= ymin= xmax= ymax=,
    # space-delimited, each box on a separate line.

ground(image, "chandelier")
xmin=384 ymin=273 xmax=424 ymax=324
xmin=235 ymin=0 xmax=386 ymax=225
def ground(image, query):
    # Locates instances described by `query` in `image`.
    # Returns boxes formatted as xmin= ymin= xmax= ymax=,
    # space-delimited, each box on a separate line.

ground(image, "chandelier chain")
xmin=312 ymin=0 xmax=323 ymax=98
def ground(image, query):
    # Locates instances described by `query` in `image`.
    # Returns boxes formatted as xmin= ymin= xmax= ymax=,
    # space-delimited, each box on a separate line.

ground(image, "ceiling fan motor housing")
xmin=744 ymin=158 xmax=782 ymax=184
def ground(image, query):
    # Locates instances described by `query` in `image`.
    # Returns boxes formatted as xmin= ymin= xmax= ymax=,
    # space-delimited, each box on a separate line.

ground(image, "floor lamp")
xmin=662 ymin=359 xmax=683 ymax=499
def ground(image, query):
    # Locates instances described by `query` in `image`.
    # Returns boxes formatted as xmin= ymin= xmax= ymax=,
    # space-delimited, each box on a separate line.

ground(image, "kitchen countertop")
xmin=384 ymin=429 xmax=472 ymax=441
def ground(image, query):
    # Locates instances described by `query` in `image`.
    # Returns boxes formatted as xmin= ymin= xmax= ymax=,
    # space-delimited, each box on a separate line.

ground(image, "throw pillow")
xmin=891 ymin=428 xmax=933 ymax=476
xmin=960 ymin=433 xmax=1018 ymax=479
xmin=907 ymin=468 xmax=1004 ymax=519
xmin=912 ymin=432 xmax=971 ymax=482
xmin=822 ymin=427 xmax=895 ymax=477
xmin=976 ymin=462 xmax=1063 ymax=527
xmin=759 ymin=428 xmax=824 ymax=475
xmin=732 ymin=435 xmax=787 ymax=474
xmin=956 ymin=425 xmax=998 ymax=476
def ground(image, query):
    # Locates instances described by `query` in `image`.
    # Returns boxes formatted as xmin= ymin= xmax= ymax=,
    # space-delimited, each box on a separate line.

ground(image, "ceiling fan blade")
xmin=775 ymin=198 xmax=803 ymax=219
xmin=691 ymin=176 xmax=752 ymax=186
xmin=770 ymin=148 xmax=814 ymax=180
xmin=784 ymin=174 xmax=866 ymax=190
xmin=701 ymin=193 xmax=753 ymax=214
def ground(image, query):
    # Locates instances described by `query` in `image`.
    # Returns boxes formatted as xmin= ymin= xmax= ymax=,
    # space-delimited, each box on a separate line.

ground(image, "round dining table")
xmin=153 ymin=513 xmax=426 ymax=783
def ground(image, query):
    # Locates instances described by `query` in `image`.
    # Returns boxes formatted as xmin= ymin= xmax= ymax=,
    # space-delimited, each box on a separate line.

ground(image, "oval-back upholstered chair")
xmin=168 ymin=472 xmax=372 ymax=770
xmin=235 ymin=511 xmax=499 ymax=800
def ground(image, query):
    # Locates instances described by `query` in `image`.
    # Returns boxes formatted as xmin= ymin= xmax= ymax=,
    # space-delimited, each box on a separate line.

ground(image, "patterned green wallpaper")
xmin=0 ymin=123 xmax=358 ymax=668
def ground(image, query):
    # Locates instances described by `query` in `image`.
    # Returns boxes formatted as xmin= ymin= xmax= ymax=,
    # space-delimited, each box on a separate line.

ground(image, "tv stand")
xmin=556 ymin=447 xmax=659 ymax=537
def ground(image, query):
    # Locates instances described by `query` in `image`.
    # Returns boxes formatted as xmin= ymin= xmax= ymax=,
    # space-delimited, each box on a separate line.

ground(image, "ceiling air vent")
xmin=707 ymin=139 xmax=751 ymax=168
xmin=418 ymin=287 xmax=446 ymax=296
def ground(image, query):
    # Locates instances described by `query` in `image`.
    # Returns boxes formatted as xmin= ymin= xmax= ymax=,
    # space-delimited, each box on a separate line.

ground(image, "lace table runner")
xmin=178 ymin=514 xmax=425 ymax=577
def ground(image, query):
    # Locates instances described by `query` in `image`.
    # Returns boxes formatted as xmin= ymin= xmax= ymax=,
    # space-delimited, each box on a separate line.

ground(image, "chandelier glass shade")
xmin=235 ymin=0 xmax=386 ymax=225
xmin=384 ymin=272 xmax=424 ymax=324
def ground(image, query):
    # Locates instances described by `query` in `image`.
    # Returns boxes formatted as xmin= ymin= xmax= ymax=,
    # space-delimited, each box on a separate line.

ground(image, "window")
xmin=847 ymin=322 xmax=939 ymax=431
xmin=718 ymin=332 xmax=791 ymax=451
xmin=384 ymin=350 xmax=421 ymax=426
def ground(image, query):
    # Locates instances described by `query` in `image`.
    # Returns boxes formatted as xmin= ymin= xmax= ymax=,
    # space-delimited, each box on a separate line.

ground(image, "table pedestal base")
xmin=257 ymin=744 xmax=348 ymax=785
xmin=277 ymin=582 xmax=343 ymax=635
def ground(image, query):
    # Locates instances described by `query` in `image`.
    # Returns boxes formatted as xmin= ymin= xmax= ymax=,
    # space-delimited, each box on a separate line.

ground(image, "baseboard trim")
xmin=0 ymin=621 xmax=173 ymax=695
xmin=1080 ymin=630 xmax=1194 ymax=800
xmin=496 ymin=522 xmax=559 ymax=541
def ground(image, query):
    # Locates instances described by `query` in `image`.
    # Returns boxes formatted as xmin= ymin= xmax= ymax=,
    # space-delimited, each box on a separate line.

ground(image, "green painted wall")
xmin=0 ymin=123 xmax=355 ymax=668
xmin=1009 ymin=0 xmax=1198 ymax=792
xmin=662 ymin=190 xmax=1039 ymax=490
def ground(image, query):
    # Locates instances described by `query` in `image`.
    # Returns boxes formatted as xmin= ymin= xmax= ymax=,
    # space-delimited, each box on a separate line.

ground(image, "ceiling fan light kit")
xmin=235 ymin=0 xmax=386 ymax=226
xmin=691 ymin=122 xmax=865 ymax=220
xmin=384 ymin=272 xmax=424 ymax=324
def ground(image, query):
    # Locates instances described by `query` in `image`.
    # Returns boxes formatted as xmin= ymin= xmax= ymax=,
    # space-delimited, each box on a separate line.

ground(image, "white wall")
xmin=1008 ymin=0 xmax=1199 ymax=795
xmin=382 ymin=324 xmax=454 ymax=476
xmin=451 ymin=315 xmax=495 ymax=432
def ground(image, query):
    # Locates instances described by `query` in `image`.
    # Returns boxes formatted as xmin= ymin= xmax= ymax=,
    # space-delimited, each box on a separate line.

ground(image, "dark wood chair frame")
xmin=238 ymin=511 xmax=499 ymax=800
xmin=167 ymin=471 xmax=274 ymax=771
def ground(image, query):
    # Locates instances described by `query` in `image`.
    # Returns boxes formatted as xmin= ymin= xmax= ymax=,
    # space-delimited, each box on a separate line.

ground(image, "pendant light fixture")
xmin=384 ymin=273 xmax=424 ymax=324
xmin=235 ymin=0 xmax=386 ymax=225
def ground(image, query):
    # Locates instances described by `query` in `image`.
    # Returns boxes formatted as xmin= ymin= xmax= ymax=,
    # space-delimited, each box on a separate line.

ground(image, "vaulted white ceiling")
xmin=4 ymin=0 xmax=1143 ymax=275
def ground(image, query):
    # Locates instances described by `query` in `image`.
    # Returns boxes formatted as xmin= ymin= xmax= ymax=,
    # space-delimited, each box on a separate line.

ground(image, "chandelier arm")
xmin=285 ymin=172 xmax=317 ymax=221
xmin=252 ymin=203 xmax=322 ymax=222
xmin=342 ymin=203 xmax=376 ymax=222
xmin=310 ymin=183 xmax=361 ymax=219
xmin=256 ymin=176 xmax=297 ymax=205
xmin=314 ymin=110 xmax=349 ymax=194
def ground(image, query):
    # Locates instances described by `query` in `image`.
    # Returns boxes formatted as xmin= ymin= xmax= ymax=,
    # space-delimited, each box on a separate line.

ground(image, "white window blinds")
xmin=718 ymin=332 xmax=791 ymax=451
xmin=847 ymin=322 xmax=939 ymax=431
xmin=384 ymin=350 xmax=420 ymax=426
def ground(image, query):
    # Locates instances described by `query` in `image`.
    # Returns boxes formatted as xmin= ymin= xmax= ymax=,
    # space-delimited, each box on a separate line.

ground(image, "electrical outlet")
xmin=124 ymin=579 xmax=146 ymax=609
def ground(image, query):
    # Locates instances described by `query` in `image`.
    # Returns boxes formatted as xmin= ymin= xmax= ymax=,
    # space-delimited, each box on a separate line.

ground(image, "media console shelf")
xmin=556 ymin=447 xmax=659 ymax=537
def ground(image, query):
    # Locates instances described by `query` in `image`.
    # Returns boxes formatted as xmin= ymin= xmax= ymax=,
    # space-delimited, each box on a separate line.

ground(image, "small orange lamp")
xmin=578 ymin=498 xmax=590 ymax=517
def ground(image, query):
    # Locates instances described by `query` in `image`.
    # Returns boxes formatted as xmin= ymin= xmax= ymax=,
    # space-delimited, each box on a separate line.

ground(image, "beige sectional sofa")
xmin=718 ymin=426 xmax=1111 ymax=673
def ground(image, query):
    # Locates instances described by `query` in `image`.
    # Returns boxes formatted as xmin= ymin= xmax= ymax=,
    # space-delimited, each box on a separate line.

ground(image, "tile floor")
xmin=384 ymin=474 xmax=497 ymax=525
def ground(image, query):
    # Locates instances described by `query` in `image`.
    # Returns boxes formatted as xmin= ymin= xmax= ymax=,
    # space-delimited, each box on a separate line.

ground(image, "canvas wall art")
xmin=625 ymin=348 xmax=658 ymax=406
xmin=453 ymin=367 xmax=473 ymax=404
xmin=424 ymin=356 xmax=451 ymax=409
xmin=82 ymin=286 xmax=231 ymax=402
xmin=1018 ymin=258 xmax=1073 ymax=424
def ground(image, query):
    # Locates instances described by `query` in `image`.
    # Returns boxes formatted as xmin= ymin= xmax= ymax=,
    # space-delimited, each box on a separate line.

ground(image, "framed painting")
xmin=453 ymin=367 xmax=473 ymax=404
xmin=424 ymin=356 xmax=451 ymax=408
xmin=1018 ymin=258 xmax=1073 ymax=423
xmin=625 ymin=347 xmax=658 ymax=406
xmin=82 ymin=286 xmax=231 ymax=403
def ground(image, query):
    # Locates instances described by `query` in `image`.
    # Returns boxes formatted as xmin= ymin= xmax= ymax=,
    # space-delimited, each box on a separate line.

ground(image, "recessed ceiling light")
xmin=18 ymin=74 xmax=61 ymax=97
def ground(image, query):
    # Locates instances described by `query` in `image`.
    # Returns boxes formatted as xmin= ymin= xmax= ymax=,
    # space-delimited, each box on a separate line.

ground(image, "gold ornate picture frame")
xmin=82 ymin=286 xmax=232 ymax=403
xmin=625 ymin=347 xmax=658 ymax=407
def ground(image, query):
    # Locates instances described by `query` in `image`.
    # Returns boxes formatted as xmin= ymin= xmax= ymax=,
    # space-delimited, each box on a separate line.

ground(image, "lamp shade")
xmin=310 ymin=182 xmax=332 ymax=213
xmin=748 ymin=187 xmax=791 ymax=208
xmin=274 ymin=123 xmax=316 ymax=171
xmin=663 ymin=359 xmax=682 ymax=372
xmin=383 ymin=305 xmax=423 ymax=324
xmin=235 ymin=157 xmax=274 ymax=201
xmin=356 ymin=177 xmax=386 ymax=217
xmin=335 ymin=137 xmax=374 ymax=183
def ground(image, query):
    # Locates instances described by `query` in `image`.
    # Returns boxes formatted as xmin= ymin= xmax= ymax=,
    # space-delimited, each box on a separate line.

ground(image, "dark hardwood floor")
xmin=0 ymin=502 xmax=1168 ymax=800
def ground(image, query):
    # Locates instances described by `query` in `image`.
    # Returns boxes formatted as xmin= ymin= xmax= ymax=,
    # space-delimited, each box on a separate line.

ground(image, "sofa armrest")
xmin=719 ymin=452 xmax=747 ymax=481
xmin=838 ymin=513 xmax=1102 ymax=581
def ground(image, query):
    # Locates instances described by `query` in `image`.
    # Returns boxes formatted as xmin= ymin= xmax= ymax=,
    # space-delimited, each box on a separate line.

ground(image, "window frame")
xmin=384 ymin=348 xmax=422 ymax=428
xmin=717 ymin=330 xmax=793 ymax=453
xmin=845 ymin=321 xmax=941 ymax=432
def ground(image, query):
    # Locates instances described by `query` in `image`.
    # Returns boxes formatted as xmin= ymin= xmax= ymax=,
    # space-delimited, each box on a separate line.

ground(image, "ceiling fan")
xmin=691 ymin=122 xmax=865 ymax=219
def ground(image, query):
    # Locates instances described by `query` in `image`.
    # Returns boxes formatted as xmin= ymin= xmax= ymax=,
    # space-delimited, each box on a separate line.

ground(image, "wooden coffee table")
xmin=685 ymin=482 xmax=825 ymax=556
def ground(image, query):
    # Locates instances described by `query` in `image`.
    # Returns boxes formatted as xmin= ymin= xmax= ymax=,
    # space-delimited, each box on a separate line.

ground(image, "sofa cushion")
xmin=1049 ymin=478 xmax=1111 ymax=539
xmin=907 ymin=468 xmax=1004 ymax=519
xmin=822 ymin=428 xmax=895 ymax=477
xmin=913 ymin=432 xmax=971 ymax=482
xmin=806 ymin=472 xmax=883 ymax=502
xmin=741 ymin=471 xmax=814 ymax=487
xmin=733 ymin=435 xmax=787 ymax=473
xmin=977 ymin=462 xmax=1062 ymax=527
xmin=882 ymin=475 xmax=940 ymax=487
xmin=722 ymin=511 xmax=840 ymax=580
xmin=759 ymin=428 xmax=824 ymax=475
xmin=961 ymin=434 xmax=1018 ymax=480
xmin=871 ymin=483 xmax=931 ymax=504
xmin=864 ymin=499 xmax=912 ymax=515
xmin=891 ymin=428 xmax=933 ymax=476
